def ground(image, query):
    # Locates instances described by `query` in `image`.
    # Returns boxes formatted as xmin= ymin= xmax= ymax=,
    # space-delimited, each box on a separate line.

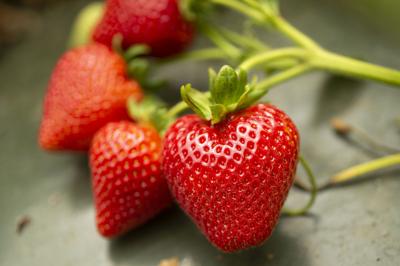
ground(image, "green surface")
xmin=1 ymin=0 xmax=400 ymax=265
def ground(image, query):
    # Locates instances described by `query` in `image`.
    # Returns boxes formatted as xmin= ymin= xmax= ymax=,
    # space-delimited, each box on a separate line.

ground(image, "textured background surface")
xmin=0 ymin=0 xmax=399 ymax=265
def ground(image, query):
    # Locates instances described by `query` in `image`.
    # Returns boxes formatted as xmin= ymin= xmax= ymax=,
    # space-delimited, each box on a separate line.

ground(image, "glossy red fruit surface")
xmin=162 ymin=104 xmax=299 ymax=252
xmin=93 ymin=0 xmax=194 ymax=57
xmin=90 ymin=121 xmax=171 ymax=237
xmin=39 ymin=43 xmax=143 ymax=151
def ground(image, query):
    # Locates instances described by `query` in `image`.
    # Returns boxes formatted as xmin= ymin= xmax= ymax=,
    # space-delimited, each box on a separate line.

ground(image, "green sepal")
xmin=210 ymin=65 xmax=248 ymax=107
xmin=181 ymin=84 xmax=212 ymax=121
xmin=127 ymin=96 xmax=163 ymax=123
xmin=68 ymin=2 xmax=104 ymax=48
xmin=124 ymin=44 xmax=151 ymax=61
xmin=210 ymin=104 xmax=227 ymax=124
xmin=208 ymin=68 xmax=217 ymax=93
xmin=127 ymin=59 xmax=150 ymax=80
xmin=127 ymin=96 xmax=173 ymax=134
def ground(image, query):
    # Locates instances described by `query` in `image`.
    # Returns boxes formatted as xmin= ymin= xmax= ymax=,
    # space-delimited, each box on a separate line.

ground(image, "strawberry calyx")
xmin=111 ymin=36 xmax=167 ymax=92
xmin=181 ymin=65 xmax=257 ymax=124
xmin=127 ymin=96 xmax=175 ymax=135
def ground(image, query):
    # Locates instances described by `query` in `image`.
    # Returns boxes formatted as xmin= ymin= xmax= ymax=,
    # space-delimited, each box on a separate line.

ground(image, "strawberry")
xmin=90 ymin=121 xmax=171 ymax=237
xmin=162 ymin=65 xmax=300 ymax=252
xmin=39 ymin=43 xmax=143 ymax=151
xmin=92 ymin=0 xmax=194 ymax=57
xmin=163 ymin=104 xmax=299 ymax=251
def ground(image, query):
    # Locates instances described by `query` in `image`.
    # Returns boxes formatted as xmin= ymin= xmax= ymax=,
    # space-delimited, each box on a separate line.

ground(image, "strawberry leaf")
xmin=181 ymin=84 xmax=212 ymax=121
xmin=210 ymin=65 xmax=249 ymax=108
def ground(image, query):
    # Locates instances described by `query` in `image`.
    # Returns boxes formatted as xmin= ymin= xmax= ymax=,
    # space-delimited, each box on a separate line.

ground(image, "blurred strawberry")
xmin=39 ymin=43 xmax=143 ymax=151
xmin=92 ymin=0 xmax=194 ymax=57
xmin=90 ymin=121 xmax=171 ymax=237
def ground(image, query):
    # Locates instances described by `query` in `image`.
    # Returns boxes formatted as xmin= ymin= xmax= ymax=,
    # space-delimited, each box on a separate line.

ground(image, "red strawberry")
xmin=39 ymin=43 xmax=143 ymax=151
xmin=90 ymin=121 xmax=172 ymax=237
xmin=162 ymin=103 xmax=299 ymax=252
xmin=92 ymin=0 xmax=194 ymax=57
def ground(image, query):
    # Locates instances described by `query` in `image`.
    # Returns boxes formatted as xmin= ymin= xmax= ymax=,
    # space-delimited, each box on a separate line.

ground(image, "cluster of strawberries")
xmin=39 ymin=0 xmax=300 ymax=252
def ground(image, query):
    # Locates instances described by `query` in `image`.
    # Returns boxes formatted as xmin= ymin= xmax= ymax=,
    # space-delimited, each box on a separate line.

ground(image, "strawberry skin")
xmin=39 ymin=43 xmax=143 ymax=151
xmin=162 ymin=104 xmax=299 ymax=252
xmin=90 ymin=121 xmax=172 ymax=237
xmin=92 ymin=0 xmax=194 ymax=57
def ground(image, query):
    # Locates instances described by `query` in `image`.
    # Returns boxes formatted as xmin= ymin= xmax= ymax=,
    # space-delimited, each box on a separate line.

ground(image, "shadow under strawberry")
xmin=107 ymin=207 xmax=310 ymax=266
xmin=63 ymin=154 xmax=93 ymax=210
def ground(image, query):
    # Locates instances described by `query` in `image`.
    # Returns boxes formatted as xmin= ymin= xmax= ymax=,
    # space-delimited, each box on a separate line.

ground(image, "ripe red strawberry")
xmin=92 ymin=0 xmax=194 ymax=57
xmin=90 ymin=121 xmax=172 ymax=237
xmin=39 ymin=43 xmax=143 ymax=151
xmin=162 ymin=103 xmax=299 ymax=252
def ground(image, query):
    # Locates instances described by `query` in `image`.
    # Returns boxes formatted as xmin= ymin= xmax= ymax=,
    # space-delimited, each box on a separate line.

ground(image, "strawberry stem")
xmin=331 ymin=118 xmax=400 ymax=155
xmin=239 ymin=47 xmax=307 ymax=71
xmin=329 ymin=154 xmax=400 ymax=185
xmin=207 ymin=0 xmax=400 ymax=88
xmin=198 ymin=22 xmax=243 ymax=61
xmin=245 ymin=63 xmax=311 ymax=104
xmin=159 ymin=48 xmax=227 ymax=64
xmin=283 ymin=155 xmax=317 ymax=216
xmin=166 ymin=101 xmax=190 ymax=118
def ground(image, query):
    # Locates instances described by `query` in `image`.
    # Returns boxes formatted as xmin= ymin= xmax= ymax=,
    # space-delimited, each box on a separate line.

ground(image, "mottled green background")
xmin=0 ymin=0 xmax=399 ymax=265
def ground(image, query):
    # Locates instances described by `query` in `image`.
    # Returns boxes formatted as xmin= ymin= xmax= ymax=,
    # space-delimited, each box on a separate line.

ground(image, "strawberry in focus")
xmin=39 ymin=43 xmax=143 ymax=151
xmin=162 ymin=103 xmax=299 ymax=252
xmin=90 ymin=121 xmax=171 ymax=237
xmin=92 ymin=0 xmax=194 ymax=57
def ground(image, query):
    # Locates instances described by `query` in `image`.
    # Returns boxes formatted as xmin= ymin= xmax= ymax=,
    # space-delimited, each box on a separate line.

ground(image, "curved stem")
xmin=246 ymin=63 xmax=311 ymax=103
xmin=166 ymin=101 xmax=189 ymax=118
xmin=198 ymin=22 xmax=242 ymax=60
xmin=284 ymin=156 xmax=318 ymax=216
xmin=312 ymin=50 xmax=400 ymax=87
xmin=160 ymin=48 xmax=227 ymax=64
xmin=330 ymin=154 xmax=400 ymax=184
xmin=219 ymin=27 xmax=269 ymax=51
xmin=209 ymin=0 xmax=265 ymax=22
xmin=239 ymin=48 xmax=307 ymax=71
xmin=271 ymin=16 xmax=321 ymax=50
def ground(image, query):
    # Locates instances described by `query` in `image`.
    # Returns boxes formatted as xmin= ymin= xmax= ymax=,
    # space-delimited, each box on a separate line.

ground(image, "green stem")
xmin=198 ymin=22 xmax=242 ymax=60
xmin=271 ymin=16 xmax=321 ymax=50
xmin=330 ymin=154 xmax=400 ymax=184
xmin=161 ymin=48 xmax=227 ymax=64
xmin=239 ymin=48 xmax=307 ymax=71
xmin=219 ymin=27 xmax=269 ymax=51
xmin=246 ymin=63 xmax=311 ymax=103
xmin=166 ymin=101 xmax=189 ymax=118
xmin=284 ymin=156 xmax=317 ymax=216
xmin=312 ymin=50 xmax=400 ymax=86
xmin=209 ymin=0 xmax=265 ymax=22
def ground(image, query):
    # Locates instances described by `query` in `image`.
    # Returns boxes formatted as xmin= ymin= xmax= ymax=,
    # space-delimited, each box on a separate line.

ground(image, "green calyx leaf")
xmin=210 ymin=65 xmax=248 ymax=106
xmin=124 ymin=44 xmax=151 ymax=61
xmin=181 ymin=65 xmax=258 ymax=125
xmin=181 ymin=84 xmax=212 ymax=121
xmin=127 ymin=96 xmax=173 ymax=134
xmin=123 ymin=44 xmax=166 ymax=92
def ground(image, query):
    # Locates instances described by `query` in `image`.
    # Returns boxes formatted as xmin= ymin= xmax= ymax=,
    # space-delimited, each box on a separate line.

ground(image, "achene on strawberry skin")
xmin=162 ymin=103 xmax=299 ymax=252
xmin=90 ymin=121 xmax=172 ymax=237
